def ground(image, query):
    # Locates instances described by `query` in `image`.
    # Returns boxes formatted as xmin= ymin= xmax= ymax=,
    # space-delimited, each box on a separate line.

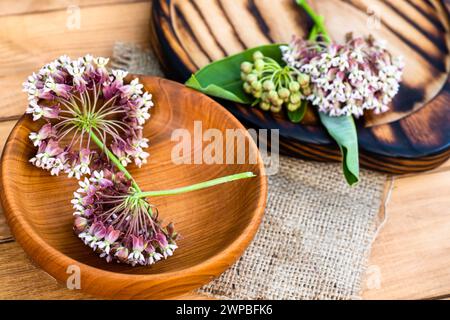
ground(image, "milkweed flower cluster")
xmin=23 ymin=55 xmax=178 ymax=266
xmin=73 ymin=169 xmax=178 ymax=266
xmin=240 ymin=51 xmax=308 ymax=113
xmin=281 ymin=34 xmax=404 ymax=117
xmin=23 ymin=55 xmax=152 ymax=178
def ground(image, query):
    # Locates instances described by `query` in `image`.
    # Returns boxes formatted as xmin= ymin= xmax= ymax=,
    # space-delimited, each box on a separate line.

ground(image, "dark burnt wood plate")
xmin=150 ymin=0 xmax=450 ymax=174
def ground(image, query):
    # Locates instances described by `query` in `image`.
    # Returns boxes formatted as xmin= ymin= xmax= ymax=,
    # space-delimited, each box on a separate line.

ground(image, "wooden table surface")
xmin=0 ymin=0 xmax=449 ymax=300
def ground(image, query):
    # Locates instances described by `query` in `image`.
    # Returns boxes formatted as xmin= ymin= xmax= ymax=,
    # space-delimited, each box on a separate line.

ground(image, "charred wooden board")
xmin=150 ymin=0 xmax=450 ymax=174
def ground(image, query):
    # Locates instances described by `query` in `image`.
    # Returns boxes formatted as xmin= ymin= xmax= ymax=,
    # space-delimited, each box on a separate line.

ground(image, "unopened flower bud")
xmin=252 ymin=81 xmax=262 ymax=91
xmin=289 ymin=81 xmax=300 ymax=93
xmin=246 ymin=73 xmax=258 ymax=84
xmin=253 ymin=51 xmax=264 ymax=61
xmin=166 ymin=222 xmax=176 ymax=238
xmin=243 ymin=82 xmax=252 ymax=94
xmin=290 ymin=92 xmax=301 ymax=104
xmin=287 ymin=102 xmax=301 ymax=112
xmin=298 ymin=73 xmax=310 ymax=87
xmin=302 ymin=87 xmax=312 ymax=96
xmin=254 ymin=59 xmax=265 ymax=71
xmin=261 ymin=92 xmax=270 ymax=102
xmin=241 ymin=61 xmax=253 ymax=74
xmin=271 ymin=104 xmax=282 ymax=113
xmin=115 ymin=247 xmax=129 ymax=263
xmin=268 ymin=90 xmax=278 ymax=102
xmin=74 ymin=216 xmax=88 ymax=233
xmin=278 ymin=88 xmax=290 ymax=100
xmin=274 ymin=98 xmax=284 ymax=107
xmin=263 ymin=80 xmax=275 ymax=91
xmin=260 ymin=102 xmax=271 ymax=111
xmin=241 ymin=72 xmax=248 ymax=81
xmin=253 ymin=90 xmax=262 ymax=99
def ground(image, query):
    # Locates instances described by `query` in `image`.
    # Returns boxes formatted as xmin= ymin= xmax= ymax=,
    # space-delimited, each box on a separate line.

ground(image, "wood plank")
xmin=0 ymin=237 xmax=209 ymax=299
xmin=0 ymin=206 xmax=11 ymax=242
xmin=0 ymin=241 xmax=93 ymax=299
xmin=0 ymin=120 xmax=19 ymax=241
xmin=0 ymin=1 xmax=152 ymax=120
xmin=440 ymin=158 xmax=450 ymax=170
xmin=391 ymin=158 xmax=450 ymax=180
xmin=362 ymin=170 xmax=450 ymax=299
xmin=0 ymin=120 xmax=17 ymax=157
xmin=0 ymin=0 xmax=143 ymax=17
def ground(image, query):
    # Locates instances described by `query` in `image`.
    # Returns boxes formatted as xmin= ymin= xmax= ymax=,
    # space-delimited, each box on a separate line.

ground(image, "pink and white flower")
xmin=23 ymin=55 xmax=154 ymax=179
xmin=281 ymin=34 xmax=404 ymax=117
xmin=29 ymin=123 xmax=56 ymax=147
xmin=72 ymin=169 xmax=178 ymax=266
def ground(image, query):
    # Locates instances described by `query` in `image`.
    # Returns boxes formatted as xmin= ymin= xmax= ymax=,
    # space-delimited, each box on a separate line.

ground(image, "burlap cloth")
xmin=112 ymin=43 xmax=387 ymax=300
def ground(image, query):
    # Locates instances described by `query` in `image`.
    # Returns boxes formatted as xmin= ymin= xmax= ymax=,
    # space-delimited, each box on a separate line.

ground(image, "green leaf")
xmin=185 ymin=44 xmax=284 ymax=104
xmin=185 ymin=41 xmax=360 ymax=186
xmin=318 ymin=113 xmax=360 ymax=186
xmin=287 ymin=101 xmax=307 ymax=123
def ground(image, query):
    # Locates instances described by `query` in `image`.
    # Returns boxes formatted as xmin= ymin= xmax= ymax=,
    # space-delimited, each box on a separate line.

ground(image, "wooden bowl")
xmin=150 ymin=0 xmax=450 ymax=174
xmin=0 ymin=77 xmax=267 ymax=299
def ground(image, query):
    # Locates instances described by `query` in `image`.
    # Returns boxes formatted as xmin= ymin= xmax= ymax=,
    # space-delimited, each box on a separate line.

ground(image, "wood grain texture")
xmin=362 ymin=170 xmax=450 ymax=299
xmin=0 ymin=241 xmax=210 ymax=299
xmin=0 ymin=1 xmax=152 ymax=121
xmin=0 ymin=241 xmax=93 ymax=299
xmin=0 ymin=0 xmax=144 ymax=17
xmin=0 ymin=121 xmax=21 ymax=242
xmin=151 ymin=0 xmax=450 ymax=174
xmin=0 ymin=76 xmax=267 ymax=299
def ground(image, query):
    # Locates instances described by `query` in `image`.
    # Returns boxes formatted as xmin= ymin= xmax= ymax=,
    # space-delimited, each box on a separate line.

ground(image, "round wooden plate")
xmin=150 ymin=0 xmax=450 ymax=174
xmin=0 ymin=77 xmax=267 ymax=299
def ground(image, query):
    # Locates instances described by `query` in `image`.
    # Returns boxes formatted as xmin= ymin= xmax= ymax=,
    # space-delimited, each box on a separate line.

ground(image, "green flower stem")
xmin=135 ymin=172 xmax=256 ymax=198
xmin=88 ymin=130 xmax=141 ymax=192
xmin=296 ymin=0 xmax=330 ymax=42
xmin=89 ymin=130 xmax=256 ymax=199
xmin=299 ymin=1 xmax=360 ymax=186
xmin=308 ymin=25 xmax=319 ymax=41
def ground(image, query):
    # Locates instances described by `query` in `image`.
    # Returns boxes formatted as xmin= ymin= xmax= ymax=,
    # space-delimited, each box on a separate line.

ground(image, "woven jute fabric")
xmin=112 ymin=43 xmax=387 ymax=300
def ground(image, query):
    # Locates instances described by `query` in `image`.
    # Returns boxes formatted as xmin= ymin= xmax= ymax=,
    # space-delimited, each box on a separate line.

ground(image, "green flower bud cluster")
xmin=240 ymin=51 xmax=310 ymax=113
